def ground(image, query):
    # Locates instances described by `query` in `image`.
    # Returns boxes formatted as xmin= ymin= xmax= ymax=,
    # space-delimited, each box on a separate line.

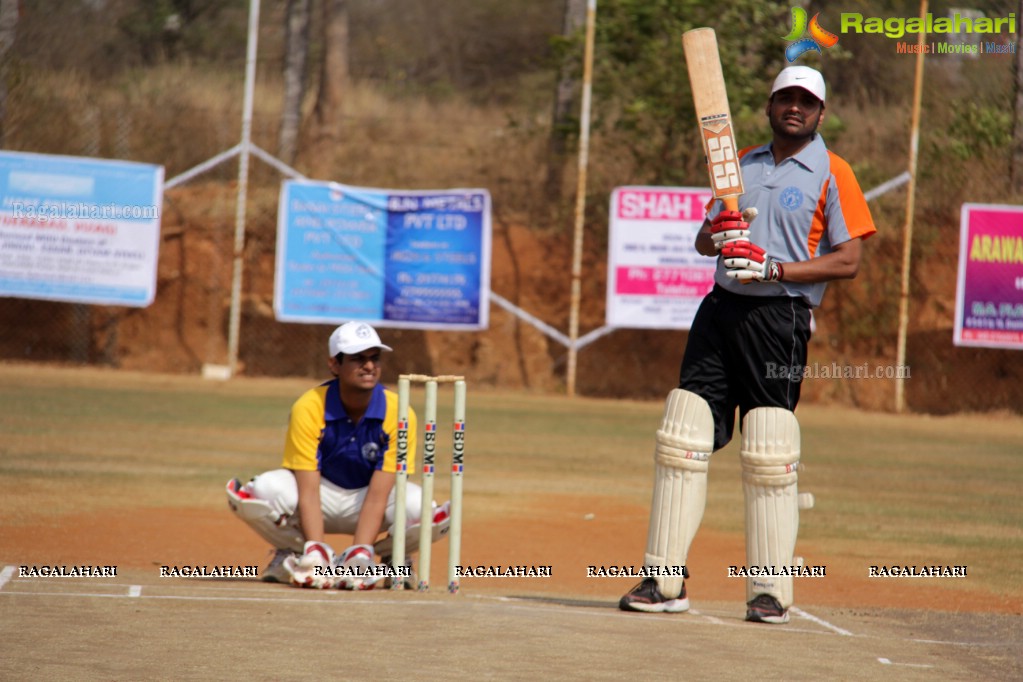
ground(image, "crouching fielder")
xmin=226 ymin=322 xmax=449 ymax=589
xmin=620 ymin=66 xmax=875 ymax=622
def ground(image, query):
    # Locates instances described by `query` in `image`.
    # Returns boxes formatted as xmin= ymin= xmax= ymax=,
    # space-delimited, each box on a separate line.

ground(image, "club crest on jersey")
xmin=362 ymin=442 xmax=381 ymax=464
xmin=780 ymin=186 xmax=804 ymax=211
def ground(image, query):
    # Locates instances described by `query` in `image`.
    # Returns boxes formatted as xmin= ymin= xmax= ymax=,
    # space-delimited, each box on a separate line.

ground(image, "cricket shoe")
xmin=261 ymin=548 xmax=297 ymax=584
xmin=745 ymin=594 xmax=790 ymax=624
xmin=619 ymin=578 xmax=690 ymax=613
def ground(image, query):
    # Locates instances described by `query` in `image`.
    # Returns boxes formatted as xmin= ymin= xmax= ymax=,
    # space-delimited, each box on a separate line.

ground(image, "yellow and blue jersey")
xmin=282 ymin=381 xmax=417 ymax=489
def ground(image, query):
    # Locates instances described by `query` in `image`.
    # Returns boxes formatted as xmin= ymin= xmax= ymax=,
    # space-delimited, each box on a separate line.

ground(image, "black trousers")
xmin=678 ymin=285 xmax=812 ymax=451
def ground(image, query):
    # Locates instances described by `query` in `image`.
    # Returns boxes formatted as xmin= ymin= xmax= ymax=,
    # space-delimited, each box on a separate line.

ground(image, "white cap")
xmin=328 ymin=322 xmax=393 ymax=357
xmin=771 ymin=66 xmax=826 ymax=103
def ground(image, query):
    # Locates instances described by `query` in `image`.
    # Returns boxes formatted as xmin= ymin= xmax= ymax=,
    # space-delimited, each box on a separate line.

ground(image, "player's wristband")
xmin=763 ymin=259 xmax=784 ymax=283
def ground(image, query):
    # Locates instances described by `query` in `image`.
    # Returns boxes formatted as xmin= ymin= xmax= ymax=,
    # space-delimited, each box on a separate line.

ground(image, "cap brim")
xmin=342 ymin=342 xmax=393 ymax=354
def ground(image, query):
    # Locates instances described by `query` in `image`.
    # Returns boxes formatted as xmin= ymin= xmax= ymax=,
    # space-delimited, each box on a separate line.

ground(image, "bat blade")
xmin=682 ymin=28 xmax=743 ymax=213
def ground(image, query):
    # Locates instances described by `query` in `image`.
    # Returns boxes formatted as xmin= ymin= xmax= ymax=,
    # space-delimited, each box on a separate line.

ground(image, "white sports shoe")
xmin=261 ymin=548 xmax=296 ymax=583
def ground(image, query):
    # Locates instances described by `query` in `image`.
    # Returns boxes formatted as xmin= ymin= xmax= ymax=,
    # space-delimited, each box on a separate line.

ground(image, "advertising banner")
xmin=275 ymin=180 xmax=491 ymax=329
xmin=954 ymin=203 xmax=1023 ymax=350
xmin=0 ymin=151 xmax=164 ymax=307
xmin=606 ymin=186 xmax=714 ymax=329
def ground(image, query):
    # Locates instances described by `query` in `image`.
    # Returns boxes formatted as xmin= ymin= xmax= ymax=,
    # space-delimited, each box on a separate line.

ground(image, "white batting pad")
xmin=740 ymin=407 xmax=801 ymax=608
xmin=644 ymin=389 xmax=715 ymax=599
xmin=226 ymin=479 xmax=305 ymax=553
xmin=374 ymin=502 xmax=451 ymax=558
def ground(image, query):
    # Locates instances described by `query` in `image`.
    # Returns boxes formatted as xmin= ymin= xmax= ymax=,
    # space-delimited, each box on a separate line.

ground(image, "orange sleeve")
xmin=827 ymin=151 xmax=876 ymax=240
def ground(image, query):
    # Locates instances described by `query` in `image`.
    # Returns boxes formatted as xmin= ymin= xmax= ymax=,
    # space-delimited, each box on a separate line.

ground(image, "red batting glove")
xmin=721 ymin=241 xmax=784 ymax=283
xmin=710 ymin=210 xmax=751 ymax=251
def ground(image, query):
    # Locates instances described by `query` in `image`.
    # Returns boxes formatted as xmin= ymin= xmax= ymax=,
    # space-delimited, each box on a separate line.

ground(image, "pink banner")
xmin=606 ymin=186 xmax=715 ymax=330
xmin=615 ymin=266 xmax=714 ymax=297
xmin=954 ymin=204 xmax=1023 ymax=350
xmin=615 ymin=189 xmax=707 ymax=221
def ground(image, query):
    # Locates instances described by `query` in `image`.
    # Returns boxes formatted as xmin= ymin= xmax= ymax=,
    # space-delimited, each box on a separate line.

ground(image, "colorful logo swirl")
xmin=783 ymin=7 xmax=839 ymax=62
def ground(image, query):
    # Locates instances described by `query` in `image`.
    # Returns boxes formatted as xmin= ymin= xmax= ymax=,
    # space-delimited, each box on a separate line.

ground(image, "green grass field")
xmin=1 ymin=362 xmax=1021 ymax=602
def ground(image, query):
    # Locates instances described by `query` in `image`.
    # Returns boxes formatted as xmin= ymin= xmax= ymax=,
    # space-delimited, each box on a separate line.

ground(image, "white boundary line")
xmin=878 ymin=657 xmax=934 ymax=668
xmin=0 ymin=566 xmax=15 ymax=591
xmin=0 ymin=584 xmax=833 ymax=636
xmin=15 ymin=579 xmax=126 ymax=586
xmin=687 ymin=608 xmax=727 ymax=626
xmin=0 ymin=568 xmax=1009 ymax=651
xmin=790 ymin=606 xmax=855 ymax=636
xmin=0 ymin=588 xmax=990 ymax=650
xmin=910 ymin=637 xmax=1011 ymax=648
xmin=0 ymin=588 xmax=443 ymax=606
xmin=482 ymin=599 xmax=857 ymax=638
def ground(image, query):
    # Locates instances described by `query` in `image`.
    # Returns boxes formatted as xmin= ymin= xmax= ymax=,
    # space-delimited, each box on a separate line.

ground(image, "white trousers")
xmin=235 ymin=468 xmax=424 ymax=553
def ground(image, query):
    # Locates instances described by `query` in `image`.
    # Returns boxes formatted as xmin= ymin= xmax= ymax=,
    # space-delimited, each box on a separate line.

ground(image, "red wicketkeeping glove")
xmin=710 ymin=210 xmax=750 ymax=251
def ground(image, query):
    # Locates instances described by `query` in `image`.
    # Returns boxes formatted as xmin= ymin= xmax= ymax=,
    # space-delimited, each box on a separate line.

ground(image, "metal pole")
xmin=566 ymin=0 xmax=596 ymax=397
xmin=227 ymin=0 xmax=260 ymax=376
xmin=895 ymin=0 xmax=927 ymax=413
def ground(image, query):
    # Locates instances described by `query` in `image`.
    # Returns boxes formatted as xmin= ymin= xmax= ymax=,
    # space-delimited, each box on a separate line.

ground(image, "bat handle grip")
xmin=722 ymin=196 xmax=739 ymax=213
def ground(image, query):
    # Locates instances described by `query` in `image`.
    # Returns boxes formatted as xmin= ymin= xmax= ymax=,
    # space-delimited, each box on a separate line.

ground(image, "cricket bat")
xmin=682 ymin=28 xmax=745 ymax=215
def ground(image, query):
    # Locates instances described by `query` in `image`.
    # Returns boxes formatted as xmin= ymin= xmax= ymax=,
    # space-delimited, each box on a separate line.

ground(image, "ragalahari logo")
xmin=783 ymin=7 xmax=839 ymax=62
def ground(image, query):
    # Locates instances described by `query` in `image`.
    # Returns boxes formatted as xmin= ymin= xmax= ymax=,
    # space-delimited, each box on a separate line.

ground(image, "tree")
xmin=278 ymin=0 xmax=311 ymax=165
xmin=545 ymin=0 xmax=587 ymax=200
xmin=0 ymin=0 xmax=16 ymax=147
xmin=307 ymin=0 xmax=349 ymax=178
xmin=592 ymin=0 xmax=788 ymax=185
xmin=117 ymin=0 xmax=230 ymax=64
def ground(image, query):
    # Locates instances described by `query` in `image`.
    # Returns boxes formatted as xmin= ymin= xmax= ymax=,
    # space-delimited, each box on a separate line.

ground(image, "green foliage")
xmin=813 ymin=0 xmax=1020 ymax=104
xmin=116 ymin=0 xmax=247 ymax=66
xmin=591 ymin=0 xmax=790 ymax=185
xmin=11 ymin=0 xmax=247 ymax=74
xmin=819 ymin=109 xmax=845 ymax=139
xmin=914 ymin=57 xmax=1016 ymax=224
xmin=348 ymin=0 xmax=563 ymax=99
xmin=944 ymin=101 xmax=1013 ymax=160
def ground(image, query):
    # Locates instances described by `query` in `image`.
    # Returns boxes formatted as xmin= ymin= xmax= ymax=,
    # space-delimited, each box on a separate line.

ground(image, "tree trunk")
xmin=0 ymin=0 xmax=19 ymax=147
xmin=278 ymin=0 xmax=311 ymax=166
xmin=308 ymin=0 xmax=349 ymax=179
xmin=545 ymin=0 xmax=587 ymax=200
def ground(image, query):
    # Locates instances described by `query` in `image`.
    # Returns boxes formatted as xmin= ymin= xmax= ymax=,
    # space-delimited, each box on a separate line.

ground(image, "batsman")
xmin=619 ymin=63 xmax=876 ymax=623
